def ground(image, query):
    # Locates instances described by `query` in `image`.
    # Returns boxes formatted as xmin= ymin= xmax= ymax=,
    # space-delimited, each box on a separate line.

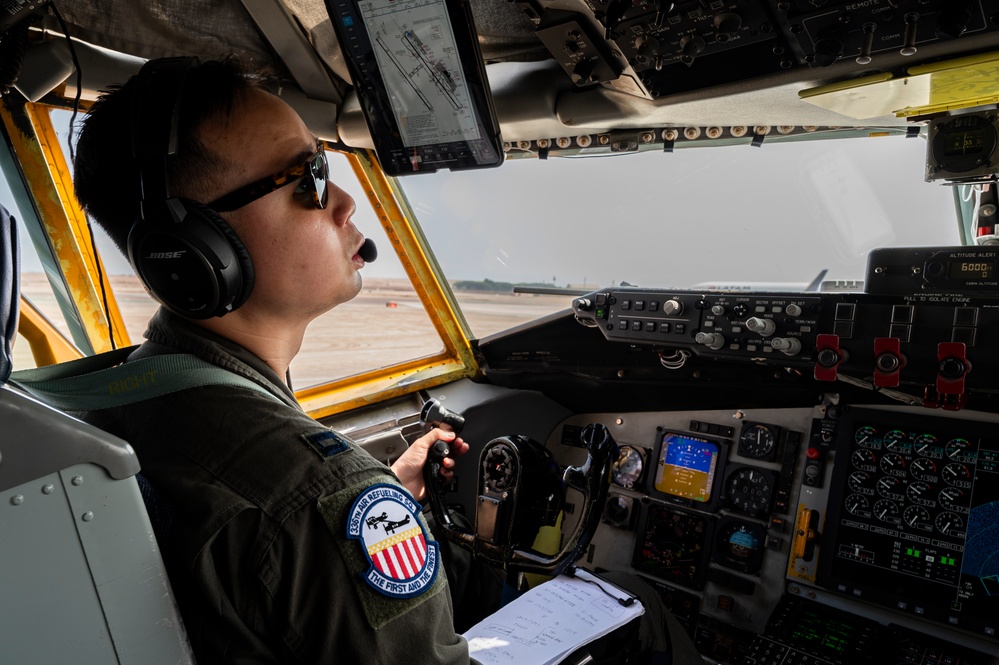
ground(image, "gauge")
xmin=906 ymin=481 xmax=934 ymax=507
xmin=724 ymin=466 xmax=776 ymax=518
xmin=934 ymin=511 xmax=966 ymax=537
xmin=941 ymin=462 xmax=972 ymax=489
xmin=738 ymin=422 xmax=780 ymax=461
xmin=902 ymin=505 xmax=931 ymax=530
xmin=612 ymin=445 xmax=646 ymax=489
xmin=930 ymin=114 xmax=998 ymax=175
xmin=712 ymin=518 xmax=766 ymax=574
xmin=602 ymin=494 xmax=635 ymax=529
xmin=482 ymin=444 xmax=516 ymax=492
xmin=847 ymin=470 xmax=874 ymax=495
xmin=883 ymin=429 xmax=908 ymax=452
xmin=879 ymin=452 xmax=906 ymax=477
xmin=938 ymin=486 xmax=969 ymax=513
xmin=852 ymin=449 xmax=877 ymax=472
xmin=945 ymin=438 xmax=974 ymax=463
xmin=910 ymin=457 xmax=938 ymax=482
xmin=854 ymin=426 xmax=878 ymax=447
xmin=913 ymin=434 xmax=941 ymax=458
xmin=873 ymin=499 xmax=900 ymax=523
xmin=634 ymin=503 xmax=712 ymax=589
xmin=844 ymin=493 xmax=870 ymax=516
xmin=877 ymin=475 xmax=904 ymax=501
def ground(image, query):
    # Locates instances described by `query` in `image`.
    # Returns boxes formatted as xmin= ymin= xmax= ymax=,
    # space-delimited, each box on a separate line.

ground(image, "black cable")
xmin=566 ymin=567 xmax=637 ymax=607
xmin=0 ymin=17 xmax=31 ymax=95
xmin=50 ymin=1 xmax=116 ymax=351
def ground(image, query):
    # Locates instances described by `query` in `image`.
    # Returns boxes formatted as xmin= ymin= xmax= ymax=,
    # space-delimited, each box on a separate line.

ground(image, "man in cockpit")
xmin=71 ymin=58 xmax=698 ymax=665
xmin=73 ymin=57 xmax=480 ymax=664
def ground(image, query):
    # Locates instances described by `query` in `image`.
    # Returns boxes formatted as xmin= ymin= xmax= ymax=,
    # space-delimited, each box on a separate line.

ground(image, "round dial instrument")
xmin=942 ymin=462 xmax=972 ymax=488
xmin=906 ymin=481 xmax=934 ymax=507
xmin=873 ymin=499 xmax=899 ymax=523
xmin=724 ymin=466 xmax=775 ymax=518
xmin=935 ymin=511 xmax=966 ymax=537
xmin=931 ymin=114 xmax=998 ymax=174
xmin=844 ymin=493 xmax=870 ymax=516
xmin=910 ymin=457 xmax=938 ymax=482
xmin=902 ymin=505 xmax=931 ymax=530
xmin=848 ymin=470 xmax=874 ymax=495
xmin=938 ymin=486 xmax=969 ymax=513
xmin=913 ymin=434 xmax=941 ymax=458
xmin=880 ymin=452 xmax=906 ymax=477
xmin=612 ymin=445 xmax=646 ymax=489
xmin=854 ymin=426 xmax=877 ymax=447
xmin=738 ymin=422 xmax=779 ymax=460
xmin=883 ymin=429 xmax=908 ymax=452
xmin=713 ymin=519 xmax=766 ymax=574
xmin=852 ymin=449 xmax=877 ymax=472
xmin=945 ymin=438 xmax=974 ymax=463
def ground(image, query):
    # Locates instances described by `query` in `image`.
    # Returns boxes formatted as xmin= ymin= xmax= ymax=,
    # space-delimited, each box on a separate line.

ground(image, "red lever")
xmin=873 ymin=338 xmax=904 ymax=388
xmin=814 ymin=334 xmax=843 ymax=381
xmin=936 ymin=342 xmax=971 ymax=411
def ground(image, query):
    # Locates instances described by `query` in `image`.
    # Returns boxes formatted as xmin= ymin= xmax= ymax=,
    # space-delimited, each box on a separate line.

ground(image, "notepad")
xmin=462 ymin=569 xmax=645 ymax=665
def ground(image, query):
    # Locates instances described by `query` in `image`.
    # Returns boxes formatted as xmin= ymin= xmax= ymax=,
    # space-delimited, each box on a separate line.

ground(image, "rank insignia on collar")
xmin=347 ymin=484 xmax=440 ymax=599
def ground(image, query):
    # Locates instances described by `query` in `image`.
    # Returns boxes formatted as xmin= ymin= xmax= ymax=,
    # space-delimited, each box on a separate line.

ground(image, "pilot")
xmin=72 ymin=57 xmax=700 ymax=665
xmin=72 ymin=57 xmax=481 ymax=663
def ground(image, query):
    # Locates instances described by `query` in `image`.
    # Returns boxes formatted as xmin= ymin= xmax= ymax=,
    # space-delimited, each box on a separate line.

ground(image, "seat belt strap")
xmin=10 ymin=345 xmax=283 ymax=411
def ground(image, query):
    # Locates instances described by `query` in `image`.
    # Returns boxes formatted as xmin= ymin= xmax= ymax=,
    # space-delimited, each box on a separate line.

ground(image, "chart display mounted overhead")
xmin=327 ymin=0 xmax=502 ymax=175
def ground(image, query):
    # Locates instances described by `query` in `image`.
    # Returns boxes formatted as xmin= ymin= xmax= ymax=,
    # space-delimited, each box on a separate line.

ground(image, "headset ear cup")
xmin=186 ymin=201 xmax=255 ymax=310
xmin=128 ymin=198 xmax=254 ymax=319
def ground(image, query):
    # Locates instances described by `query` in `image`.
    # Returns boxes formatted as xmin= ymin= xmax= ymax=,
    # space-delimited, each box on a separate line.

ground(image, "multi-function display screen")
xmin=819 ymin=409 xmax=999 ymax=638
xmin=326 ymin=0 xmax=502 ymax=175
xmin=654 ymin=432 xmax=720 ymax=503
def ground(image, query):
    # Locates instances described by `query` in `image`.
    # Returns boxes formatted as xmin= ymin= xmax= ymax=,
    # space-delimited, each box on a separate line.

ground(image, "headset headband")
xmin=130 ymin=57 xmax=199 ymax=223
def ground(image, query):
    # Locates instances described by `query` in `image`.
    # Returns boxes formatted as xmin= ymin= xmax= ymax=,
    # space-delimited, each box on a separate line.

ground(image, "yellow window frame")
xmin=2 ymin=98 xmax=129 ymax=355
xmin=4 ymin=100 xmax=478 ymax=416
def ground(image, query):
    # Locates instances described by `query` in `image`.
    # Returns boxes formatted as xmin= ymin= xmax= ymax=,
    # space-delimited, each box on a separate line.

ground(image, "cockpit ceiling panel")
xmin=57 ymin=1 xmax=275 ymax=70
xmin=55 ymin=0 xmax=545 ymax=83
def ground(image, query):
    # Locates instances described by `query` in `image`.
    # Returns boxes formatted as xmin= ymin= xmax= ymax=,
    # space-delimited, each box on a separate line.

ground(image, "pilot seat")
xmin=0 ymin=203 xmax=195 ymax=664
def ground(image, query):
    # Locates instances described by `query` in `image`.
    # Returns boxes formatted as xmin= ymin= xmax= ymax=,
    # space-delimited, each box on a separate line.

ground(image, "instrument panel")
xmin=548 ymin=404 xmax=999 ymax=663
xmin=820 ymin=408 xmax=999 ymax=637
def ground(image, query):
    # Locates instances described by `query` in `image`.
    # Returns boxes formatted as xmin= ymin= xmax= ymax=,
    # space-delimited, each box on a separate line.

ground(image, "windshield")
xmin=399 ymin=134 xmax=959 ymax=338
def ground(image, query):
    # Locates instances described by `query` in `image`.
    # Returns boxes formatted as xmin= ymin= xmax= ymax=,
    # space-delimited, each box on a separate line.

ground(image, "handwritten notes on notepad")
xmin=462 ymin=569 xmax=644 ymax=665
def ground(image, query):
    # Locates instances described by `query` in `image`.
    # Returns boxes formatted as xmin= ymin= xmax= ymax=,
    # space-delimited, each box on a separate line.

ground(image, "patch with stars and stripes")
xmin=346 ymin=483 xmax=440 ymax=599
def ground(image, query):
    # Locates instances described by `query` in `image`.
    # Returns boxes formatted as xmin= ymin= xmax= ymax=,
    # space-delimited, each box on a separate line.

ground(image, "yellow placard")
xmin=799 ymin=51 xmax=999 ymax=119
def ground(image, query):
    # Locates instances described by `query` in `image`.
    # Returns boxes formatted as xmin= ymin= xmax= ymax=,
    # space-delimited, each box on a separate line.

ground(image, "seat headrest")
xmin=1 ymin=203 xmax=20 ymax=386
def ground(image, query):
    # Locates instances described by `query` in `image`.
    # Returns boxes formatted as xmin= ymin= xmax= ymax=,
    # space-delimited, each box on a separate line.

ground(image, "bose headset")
xmin=128 ymin=57 xmax=255 ymax=319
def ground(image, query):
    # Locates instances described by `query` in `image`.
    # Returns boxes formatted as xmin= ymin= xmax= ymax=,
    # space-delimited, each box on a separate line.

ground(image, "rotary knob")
xmin=571 ymin=58 xmax=598 ymax=85
xmin=663 ymin=299 xmax=683 ymax=316
xmin=679 ymin=34 xmax=706 ymax=57
xmin=746 ymin=317 xmax=776 ymax=337
xmin=713 ymin=12 xmax=742 ymax=42
xmin=695 ymin=331 xmax=725 ymax=350
xmin=771 ymin=337 xmax=802 ymax=356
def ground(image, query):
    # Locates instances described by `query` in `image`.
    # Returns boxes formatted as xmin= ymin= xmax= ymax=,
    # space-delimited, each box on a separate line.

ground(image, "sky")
xmin=4 ymin=117 xmax=960 ymax=290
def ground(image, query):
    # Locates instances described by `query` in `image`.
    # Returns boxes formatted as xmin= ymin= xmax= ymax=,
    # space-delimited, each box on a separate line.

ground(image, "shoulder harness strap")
xmin=10 ymin=346 xmax=283 ymax=410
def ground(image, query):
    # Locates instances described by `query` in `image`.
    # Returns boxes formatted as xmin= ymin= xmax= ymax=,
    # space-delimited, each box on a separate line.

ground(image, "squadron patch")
xmin=346 ymin=483 xmax=440 ymax=599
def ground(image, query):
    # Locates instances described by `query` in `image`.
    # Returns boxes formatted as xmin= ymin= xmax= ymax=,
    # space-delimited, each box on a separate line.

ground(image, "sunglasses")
xmin=207 ymin=148 xmax=329 ymax=212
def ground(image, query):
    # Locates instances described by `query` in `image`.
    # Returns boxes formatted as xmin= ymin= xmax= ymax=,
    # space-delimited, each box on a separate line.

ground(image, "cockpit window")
xmin=399 ymin=134 xmax=959 ymax=338
xmin=289 ymin=151 xmax=444 ymax=388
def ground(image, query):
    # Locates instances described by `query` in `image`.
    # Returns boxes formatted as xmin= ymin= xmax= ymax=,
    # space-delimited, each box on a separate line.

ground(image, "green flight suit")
xmin=79 ymin=308 xmax=474 ymax=665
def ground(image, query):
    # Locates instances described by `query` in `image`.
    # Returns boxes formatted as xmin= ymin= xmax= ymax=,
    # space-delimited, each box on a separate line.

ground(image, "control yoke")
xmin=420 ymin=399 xmax=617 ymax=576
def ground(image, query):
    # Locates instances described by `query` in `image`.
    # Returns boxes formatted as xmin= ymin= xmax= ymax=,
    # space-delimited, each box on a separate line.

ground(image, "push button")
xmin=891 ymin=305 xmax=913 ymax=323
xmin=835 ymin=303 xmax=856 ymax=320
xmin=954 ymin=307 xmax=978 ymax=326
